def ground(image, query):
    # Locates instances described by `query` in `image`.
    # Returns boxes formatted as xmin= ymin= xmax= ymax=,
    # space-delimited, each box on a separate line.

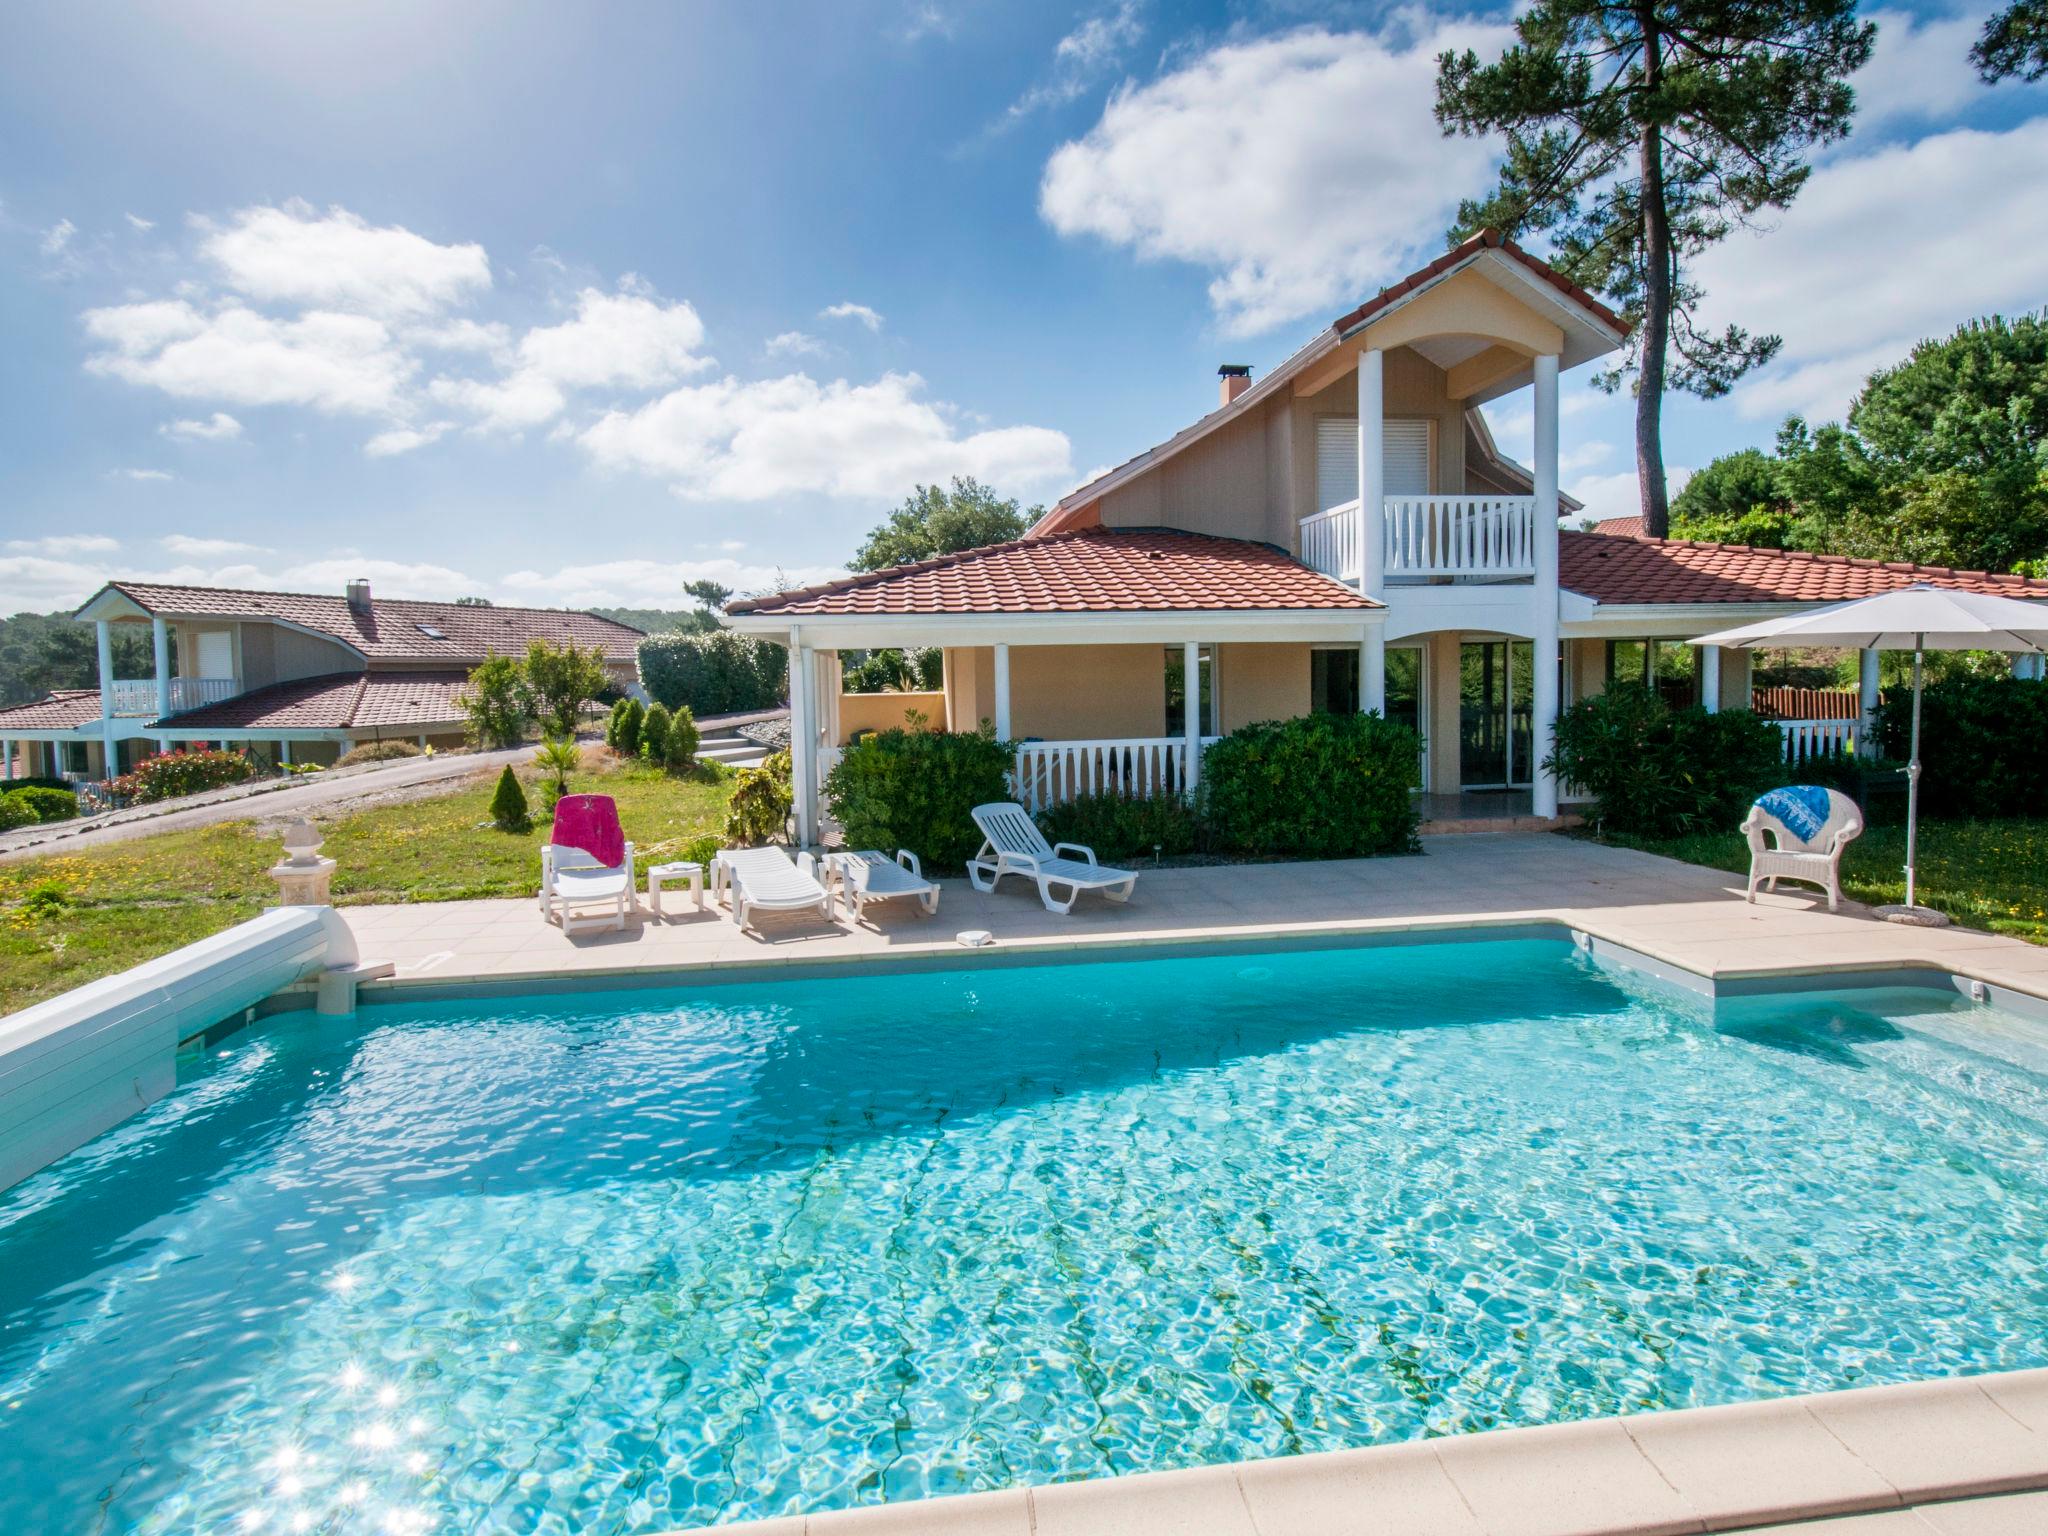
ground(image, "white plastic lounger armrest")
xmin=1051 ymin=842 xmax=1097 ymax=867
xmin=896 ymin=849 xmax=922 ymax=877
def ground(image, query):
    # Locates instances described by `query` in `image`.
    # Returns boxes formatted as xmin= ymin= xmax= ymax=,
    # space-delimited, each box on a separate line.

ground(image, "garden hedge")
xmin=1875 ymin=673 xmax=2048 ymax=819
xmin=822 ymin=727 xmax=1012 ymax=871
xmin=1200 ymin=712 xmax=1422 ymax=857
xmin=1036 ymin=790 xmax=1198 ymax=863
xmin=1547 ymin=688 xmax=1785 ymax=837
xmin=639 ymin=631 xmax=787 ymax=716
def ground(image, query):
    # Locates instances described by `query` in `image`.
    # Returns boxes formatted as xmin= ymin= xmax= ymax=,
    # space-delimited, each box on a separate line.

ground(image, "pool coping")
xmin=654 ymin=1367 xmax=2048 ymax=1536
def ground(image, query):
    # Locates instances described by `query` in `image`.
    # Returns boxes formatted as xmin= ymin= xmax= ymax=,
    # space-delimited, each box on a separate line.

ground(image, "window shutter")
xmin=1316 ymin=418 xmax=1432 ymax=510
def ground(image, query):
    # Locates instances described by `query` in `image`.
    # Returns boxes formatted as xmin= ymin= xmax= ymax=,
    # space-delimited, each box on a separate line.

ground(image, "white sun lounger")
xmin=967 ymin=801 xmax=1137 ymax=915
xmin=825 ymin=849 xmax=940 ymax=923
xmin=712 ymin=846 xmax=835 ymax=931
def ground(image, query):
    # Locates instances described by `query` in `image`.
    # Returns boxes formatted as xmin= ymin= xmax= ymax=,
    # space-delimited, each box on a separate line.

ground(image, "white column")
xmin=993 ymin=643 xmax=1012 ymax=740
xmin=1531 ymin=352 xmax=1562 ymax=819
xmin=787 ymin=627 xmax=814 ymax=847
xmin=95 ymin=619 xmax=119 ymax=779
xmin=2 ymin=738 xmax=11 ymax=780
xmin=1357 ymin=347 xmax=1386 ymax=599
xmin=1182 ymin=639 xmax=1202 ymax=791
xmin=1859 ymin=646 xmax=1883 ymax=729
xmin=280 ymin=739 xmax=292 ymax=766
xmin=1700 ymin=645 xmax=1722 ymax=712
xmin=152 ymin=616 xmax=171 ymax=720
xmin=1361 ymin=629 xmax=1386 ymax=715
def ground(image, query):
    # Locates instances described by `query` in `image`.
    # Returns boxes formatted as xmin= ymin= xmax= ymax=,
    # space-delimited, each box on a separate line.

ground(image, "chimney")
xmin=1218 ymin=363 xmax=1252 ymax=407
xmin=345 ymin=578 xmax=371 ymax=612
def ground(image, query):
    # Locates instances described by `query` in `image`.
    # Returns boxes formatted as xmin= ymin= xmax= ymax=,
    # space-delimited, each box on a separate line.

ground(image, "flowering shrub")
xmin=112 ymin=749 xmax=259 ymax=805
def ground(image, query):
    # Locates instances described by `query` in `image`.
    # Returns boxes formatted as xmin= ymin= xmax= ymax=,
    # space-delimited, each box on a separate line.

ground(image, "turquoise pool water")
xmin=4 ymin=939 xmax=2048 ymax=1534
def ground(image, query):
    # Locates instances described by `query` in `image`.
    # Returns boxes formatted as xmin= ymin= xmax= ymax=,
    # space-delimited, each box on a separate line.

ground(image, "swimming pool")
xmin=4 ymin=936 xmax=2047 ymax=1534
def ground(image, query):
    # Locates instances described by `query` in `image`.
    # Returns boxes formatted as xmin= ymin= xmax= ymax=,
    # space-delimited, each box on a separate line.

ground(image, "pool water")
xmin=6 ymin=939 xmax=2048 ymax=1535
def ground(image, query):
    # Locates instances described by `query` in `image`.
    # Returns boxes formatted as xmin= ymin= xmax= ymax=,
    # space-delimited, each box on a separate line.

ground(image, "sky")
xmin=2 ymin=0 xmax=2044 ymax=617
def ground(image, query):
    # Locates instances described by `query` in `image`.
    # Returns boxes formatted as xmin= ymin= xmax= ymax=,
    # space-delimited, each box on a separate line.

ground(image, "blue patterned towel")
xmin=1756 ymin=785 xmax=1832 ymax=843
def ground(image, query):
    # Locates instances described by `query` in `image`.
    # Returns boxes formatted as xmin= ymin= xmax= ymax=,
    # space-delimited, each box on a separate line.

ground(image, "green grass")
xmin=1598 ymin=818 xmax=2048 ymax=945
xmin=0 ymin=754 xmax=734 ymax=1015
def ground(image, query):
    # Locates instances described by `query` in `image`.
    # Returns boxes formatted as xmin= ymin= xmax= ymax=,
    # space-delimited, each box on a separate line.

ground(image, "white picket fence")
xmin=1011 ymin=736 xmax=1219 ymax=813
xmin=1777 ymin=718 xmax=1862 ymax=764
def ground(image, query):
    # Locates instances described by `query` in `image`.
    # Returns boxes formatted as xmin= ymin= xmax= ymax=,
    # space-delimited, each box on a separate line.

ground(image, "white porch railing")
xmin=1012 ymin=736 xmax=1218 ymax=813
xmin=103 ymin=677 xmax=239 ymax=718
xmin=1299 ymin=495 xmax=1538 ymax=582
xmin=1778 ymin=718 xmax=1862 ymax=764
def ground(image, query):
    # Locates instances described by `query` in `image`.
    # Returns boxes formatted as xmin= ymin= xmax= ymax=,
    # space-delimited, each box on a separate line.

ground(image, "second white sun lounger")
xmin=825 ymin=849 xmax=940 ymax=922
xmin=967 ymin=801 xmax=1137 ymax=915
xmin=712 ymin=846 xmax=835 ymax=931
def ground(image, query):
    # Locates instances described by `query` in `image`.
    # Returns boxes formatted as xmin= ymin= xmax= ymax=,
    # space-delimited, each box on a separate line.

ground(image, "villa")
xmin=0 ymin=578 xmax=644 ymax=781
xmin=725 ymin=231 xmax=2048 ymax=843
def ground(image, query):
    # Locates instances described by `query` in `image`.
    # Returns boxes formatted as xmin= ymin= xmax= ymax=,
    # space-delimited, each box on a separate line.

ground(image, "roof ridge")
xmin=1612 ymin=531 xmax=2046 ymax=587
xmin=105 ymin=578 xmax=640 ymax=625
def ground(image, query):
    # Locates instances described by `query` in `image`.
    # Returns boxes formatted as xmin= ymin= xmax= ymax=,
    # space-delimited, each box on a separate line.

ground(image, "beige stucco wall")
xmin=1421 ymin=634 xmax=1462 ymax=796
xmin=837 ymin=690 xmax=946 ymax=742
xmin=172 ymin=620 xmax=359 ymax=691
xmin=1010 ymin=645 xmax=1165 ymax=739
xmin=1218 ymin=643 xmax=1310 ymax=732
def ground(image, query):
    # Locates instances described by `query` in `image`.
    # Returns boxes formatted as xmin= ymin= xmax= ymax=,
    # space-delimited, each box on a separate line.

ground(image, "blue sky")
xmin=3 ymin=0 xmax=2044 ymax=614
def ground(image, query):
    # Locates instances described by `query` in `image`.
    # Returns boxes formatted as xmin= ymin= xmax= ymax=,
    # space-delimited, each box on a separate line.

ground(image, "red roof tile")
xmin=156 ymin=671 xmax=472 ymax=732
xmin=95 ymin=583 xmax=642 ymax=664
xmin=728 ymin=528 xmax=1375 ymax=618
xmin=1589 ymin=515 xmax=1645 ymax=538
xmin=1561 ymin=531 xmax=2048 ymax=605
xmin=0 ymin=689 xmax=102 ymax=730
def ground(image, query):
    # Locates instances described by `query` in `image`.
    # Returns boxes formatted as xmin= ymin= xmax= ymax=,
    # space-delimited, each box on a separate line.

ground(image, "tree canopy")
xmin=1671 ymin=313 xmax=2048 ymax=574
xmin=850 ymin=477 xmax=1040 ymax=571
xmin=1975 ymin=0 xmax=2048 ymax=82
xmin=1436 ymin=0 xmax=1874 ymax=536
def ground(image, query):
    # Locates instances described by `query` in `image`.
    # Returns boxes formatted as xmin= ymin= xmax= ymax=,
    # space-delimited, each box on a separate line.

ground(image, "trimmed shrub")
xmin=640 ymin=703 xmax=673 ymax=762
xmin=638 ymin=630 xmax=787 ymax=716
xmin=821 ymin=727 xmax=1012 ymax=871
xmin=0 ymin=795 xmax=36 ymax=833
xmin=0 ymin=775 xmax=73 ymax=795
xmin=1036 ymin=790 xmax=1198 ymax=864
xmin=664 ymin=705 xmax=701 ymax=773
xmin=1875 ymin=674 xmax=2048 ymax=819
xmin=1201 ymin=713 xmax=1422 ymax=857
xmin=614 ymin=697 xmax=645 ymax=756
xmin=605 ymin=697 xmax=631 ymax=749
xmin=1548 ymin=689 xmax=1785 ymax=838
xmin=4 ymin=785 xmax=77 ymax=822
xmin=116 ymin=749 xmax=259 ymax=804
xmin=336 ymin=740 xmax=422 ymax=767
xmin=724 ymin=750 xmax=794 ymax=846
xmin=489 ymin=764 xmax=531 ymax=832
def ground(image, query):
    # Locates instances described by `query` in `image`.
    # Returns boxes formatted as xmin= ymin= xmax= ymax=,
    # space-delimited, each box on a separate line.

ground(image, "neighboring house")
xmin=0 ymin=579 xmax=643 ymax=783
xmin=725 ymin=230 xmax=2048 ymax=843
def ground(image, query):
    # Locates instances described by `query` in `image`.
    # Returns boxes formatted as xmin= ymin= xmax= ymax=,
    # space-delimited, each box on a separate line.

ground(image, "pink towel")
xmin=551 ymin=793 xmax=625 ymax=869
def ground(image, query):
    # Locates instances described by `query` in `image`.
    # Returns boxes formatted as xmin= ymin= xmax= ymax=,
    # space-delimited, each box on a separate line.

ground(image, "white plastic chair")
xmin=1743 ymin=786 xmax=1864 ymax=912
xmin=712 ymin=846 xmax=835 ymax=931
xmin=967 ymin=801 xmax=1137 ymax=915
xmin=539 ymin=841 xmax=637 ymax=936
xmin=825 ymin=850 xmax=940 ymax=923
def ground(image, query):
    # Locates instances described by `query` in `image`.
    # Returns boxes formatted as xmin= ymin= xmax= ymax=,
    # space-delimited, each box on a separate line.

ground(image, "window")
xmin=1164 ymin=646 xmax=1217 ymax=736
xmin=1314 ymin=418 xmax=1433 ymax=510
xmin=1311 ymin=648 xmax=1359 ymax=714
xmin=415 ymin=623 xmax=447 ymax=640
xmin=1606 ymin=639 xmax=1698 ymax=707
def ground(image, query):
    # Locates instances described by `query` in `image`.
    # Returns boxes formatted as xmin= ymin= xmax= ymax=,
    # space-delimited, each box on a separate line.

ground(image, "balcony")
xmin=1301 ymin=495 xmax=1538 ymax=584
xmin=103 ymin=677 xmax=239 ymax=718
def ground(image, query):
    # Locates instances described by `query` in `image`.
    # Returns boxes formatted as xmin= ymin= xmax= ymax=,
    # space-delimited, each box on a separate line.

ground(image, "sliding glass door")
xmin=1459 ymin=639 xmax=1534 ymax=788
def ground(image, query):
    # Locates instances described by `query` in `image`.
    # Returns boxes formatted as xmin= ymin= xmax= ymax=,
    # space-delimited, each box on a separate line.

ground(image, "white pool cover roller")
xmin=0 ymin=906 xmax=355 ymax=1193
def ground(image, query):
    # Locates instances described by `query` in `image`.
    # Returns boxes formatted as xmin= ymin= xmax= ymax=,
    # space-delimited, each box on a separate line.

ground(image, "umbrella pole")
xmin=1904 ymin=645 xmax=1922 ymax=910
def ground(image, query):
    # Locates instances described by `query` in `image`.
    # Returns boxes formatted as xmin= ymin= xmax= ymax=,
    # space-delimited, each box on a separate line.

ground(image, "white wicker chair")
xmin=1742 ymin=786 xmax=1863 ymax=912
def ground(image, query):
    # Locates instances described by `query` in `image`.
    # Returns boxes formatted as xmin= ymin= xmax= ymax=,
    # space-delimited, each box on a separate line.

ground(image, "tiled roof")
xmin=0 ymin=689 xmax=102 ymax=730
xmin=727 ymin=528 xmax=1376 ymax=617
xmin=94 ymin=583 xmax=643 ymax=664
xmin=156 ymin=671 xmax=472 ymax=732
xmin=1331 ymin=229 xmax=1627 ymax=338
xmin=1589 ymin=515 xmax=1645 ymax=538
xmin=1561 ymin=531 xmax=2048 ymax=605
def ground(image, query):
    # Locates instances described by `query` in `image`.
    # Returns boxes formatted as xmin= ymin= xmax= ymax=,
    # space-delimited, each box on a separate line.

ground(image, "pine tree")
xmin=640 ymin=703 xmax=672 ymax=762
xmin=489 ymin=765 xmax=530 ymax=832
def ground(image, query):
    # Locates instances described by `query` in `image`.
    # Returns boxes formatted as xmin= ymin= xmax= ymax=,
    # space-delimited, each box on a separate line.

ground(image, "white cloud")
xmin=118 ymin=468 xmax=175 ymax=482
xmin=821 ymin=301 xmax=884 ymax=332
xmin=499 ymin=556 xmax=840 ymax=610
xmin=83 ymin=300 xmax=414 ymax=415
xmin=409 ymin=317 xmax=512 ymax=357
xmin=363 ymin=421 xmax=455 ymax=457
xmin=5 ymin=535 xmax=120 ymax=555
xmin=765 ymin=329 xmax=828 ymax=358
xmin=580 ymin=370 xmax=1074 ymax=501
xmin=1040 ymin=17 xmax=1510 ymax=336
xmin=999 ymin=2 xmax=1145 ymax=125
xmin=900 ymin=1 xmax=954 ymax=42
xmin=1571 ymin=467 xmax=1693 ymax=525
xmin=1849 ymin=9 xmax=1989 ymax=135
xmin=161 ymin=534 xmax=270 ymax=556
xmin=198 ymin=200 xmax=491 ymax=318
xmin=160 ymin=411 xmax=243 ymax=442
xmin=41 ymin=218 xmax=76 ymax=256
xmin=125 ymin=212 xmax=155 ymax=232
xmin=1695 ymin=116 xmax=2048 ymax=422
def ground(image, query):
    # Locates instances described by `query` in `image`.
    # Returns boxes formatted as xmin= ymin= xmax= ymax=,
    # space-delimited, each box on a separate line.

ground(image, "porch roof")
xmin=151 ymin=670 xmax=470 ymax=734
xmin=727 ymin=528 xmax=1377 ymax=619
xmin=1559 ymin=531 xmax=2048 ymax=607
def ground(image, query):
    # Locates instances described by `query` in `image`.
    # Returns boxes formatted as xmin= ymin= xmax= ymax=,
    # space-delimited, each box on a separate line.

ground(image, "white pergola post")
xmin=280 ymin=739 xmax=292 ymax=766
xmin=1357 ymin=347 xmax=1386 ymax=599
xmin=152 ymin=616 xmax=171 ymax=721
xmin=95 ymin=619 xmax=118 ymax=779
xmin=787 ymin=625 xmax=814 ymax=848
xmin=1531 ymin=352 xmax=1562 ymax=819
xmin=1361 ymin=630 xmax=1386 ymax=715
xmin=1860 ymin=647 xmax=1882 ymax=732
xmin=2 ymin=738 xmax=12 ymax=780
xmin=1182 ymin=639 xmax=1202 ymax=792
xmin=993 ymin=643 xmax=1012 ymax=740
xmin=1700 ymin=645 xmax=1722 ymax=712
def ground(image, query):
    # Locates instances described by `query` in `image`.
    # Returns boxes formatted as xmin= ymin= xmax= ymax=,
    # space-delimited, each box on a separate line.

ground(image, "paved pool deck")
xmin=328 ymin=833 xmax=2048 ymax=1536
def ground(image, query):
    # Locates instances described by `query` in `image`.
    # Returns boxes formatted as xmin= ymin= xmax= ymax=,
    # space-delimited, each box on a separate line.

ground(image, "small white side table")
xmin=647 ymin=860 xmax=705 ymax=918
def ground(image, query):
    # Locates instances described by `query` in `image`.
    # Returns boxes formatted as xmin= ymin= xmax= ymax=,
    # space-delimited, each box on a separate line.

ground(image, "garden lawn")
xmin=1602 ymin=818 xmax=2048 ymax=945
xmin=0 ymin=755 xmax=733 ymax=1015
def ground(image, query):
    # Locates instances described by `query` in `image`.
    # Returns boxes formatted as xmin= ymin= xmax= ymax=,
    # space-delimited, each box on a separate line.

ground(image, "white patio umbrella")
xmin=1696 ymin=584 xmax=2048 ymax=926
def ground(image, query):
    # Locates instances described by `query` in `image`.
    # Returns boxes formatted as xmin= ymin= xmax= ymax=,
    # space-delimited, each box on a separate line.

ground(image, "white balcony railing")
xmin=1299 ymin=495 xmax=1539 ymax=583
xmin=103 ymin=677 xmax=240 ymax=718
xmin=1778 ymin=718 xmax=1862 ymax=764
xmin=1012 ymin=736 xmax=1219 ymax=813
